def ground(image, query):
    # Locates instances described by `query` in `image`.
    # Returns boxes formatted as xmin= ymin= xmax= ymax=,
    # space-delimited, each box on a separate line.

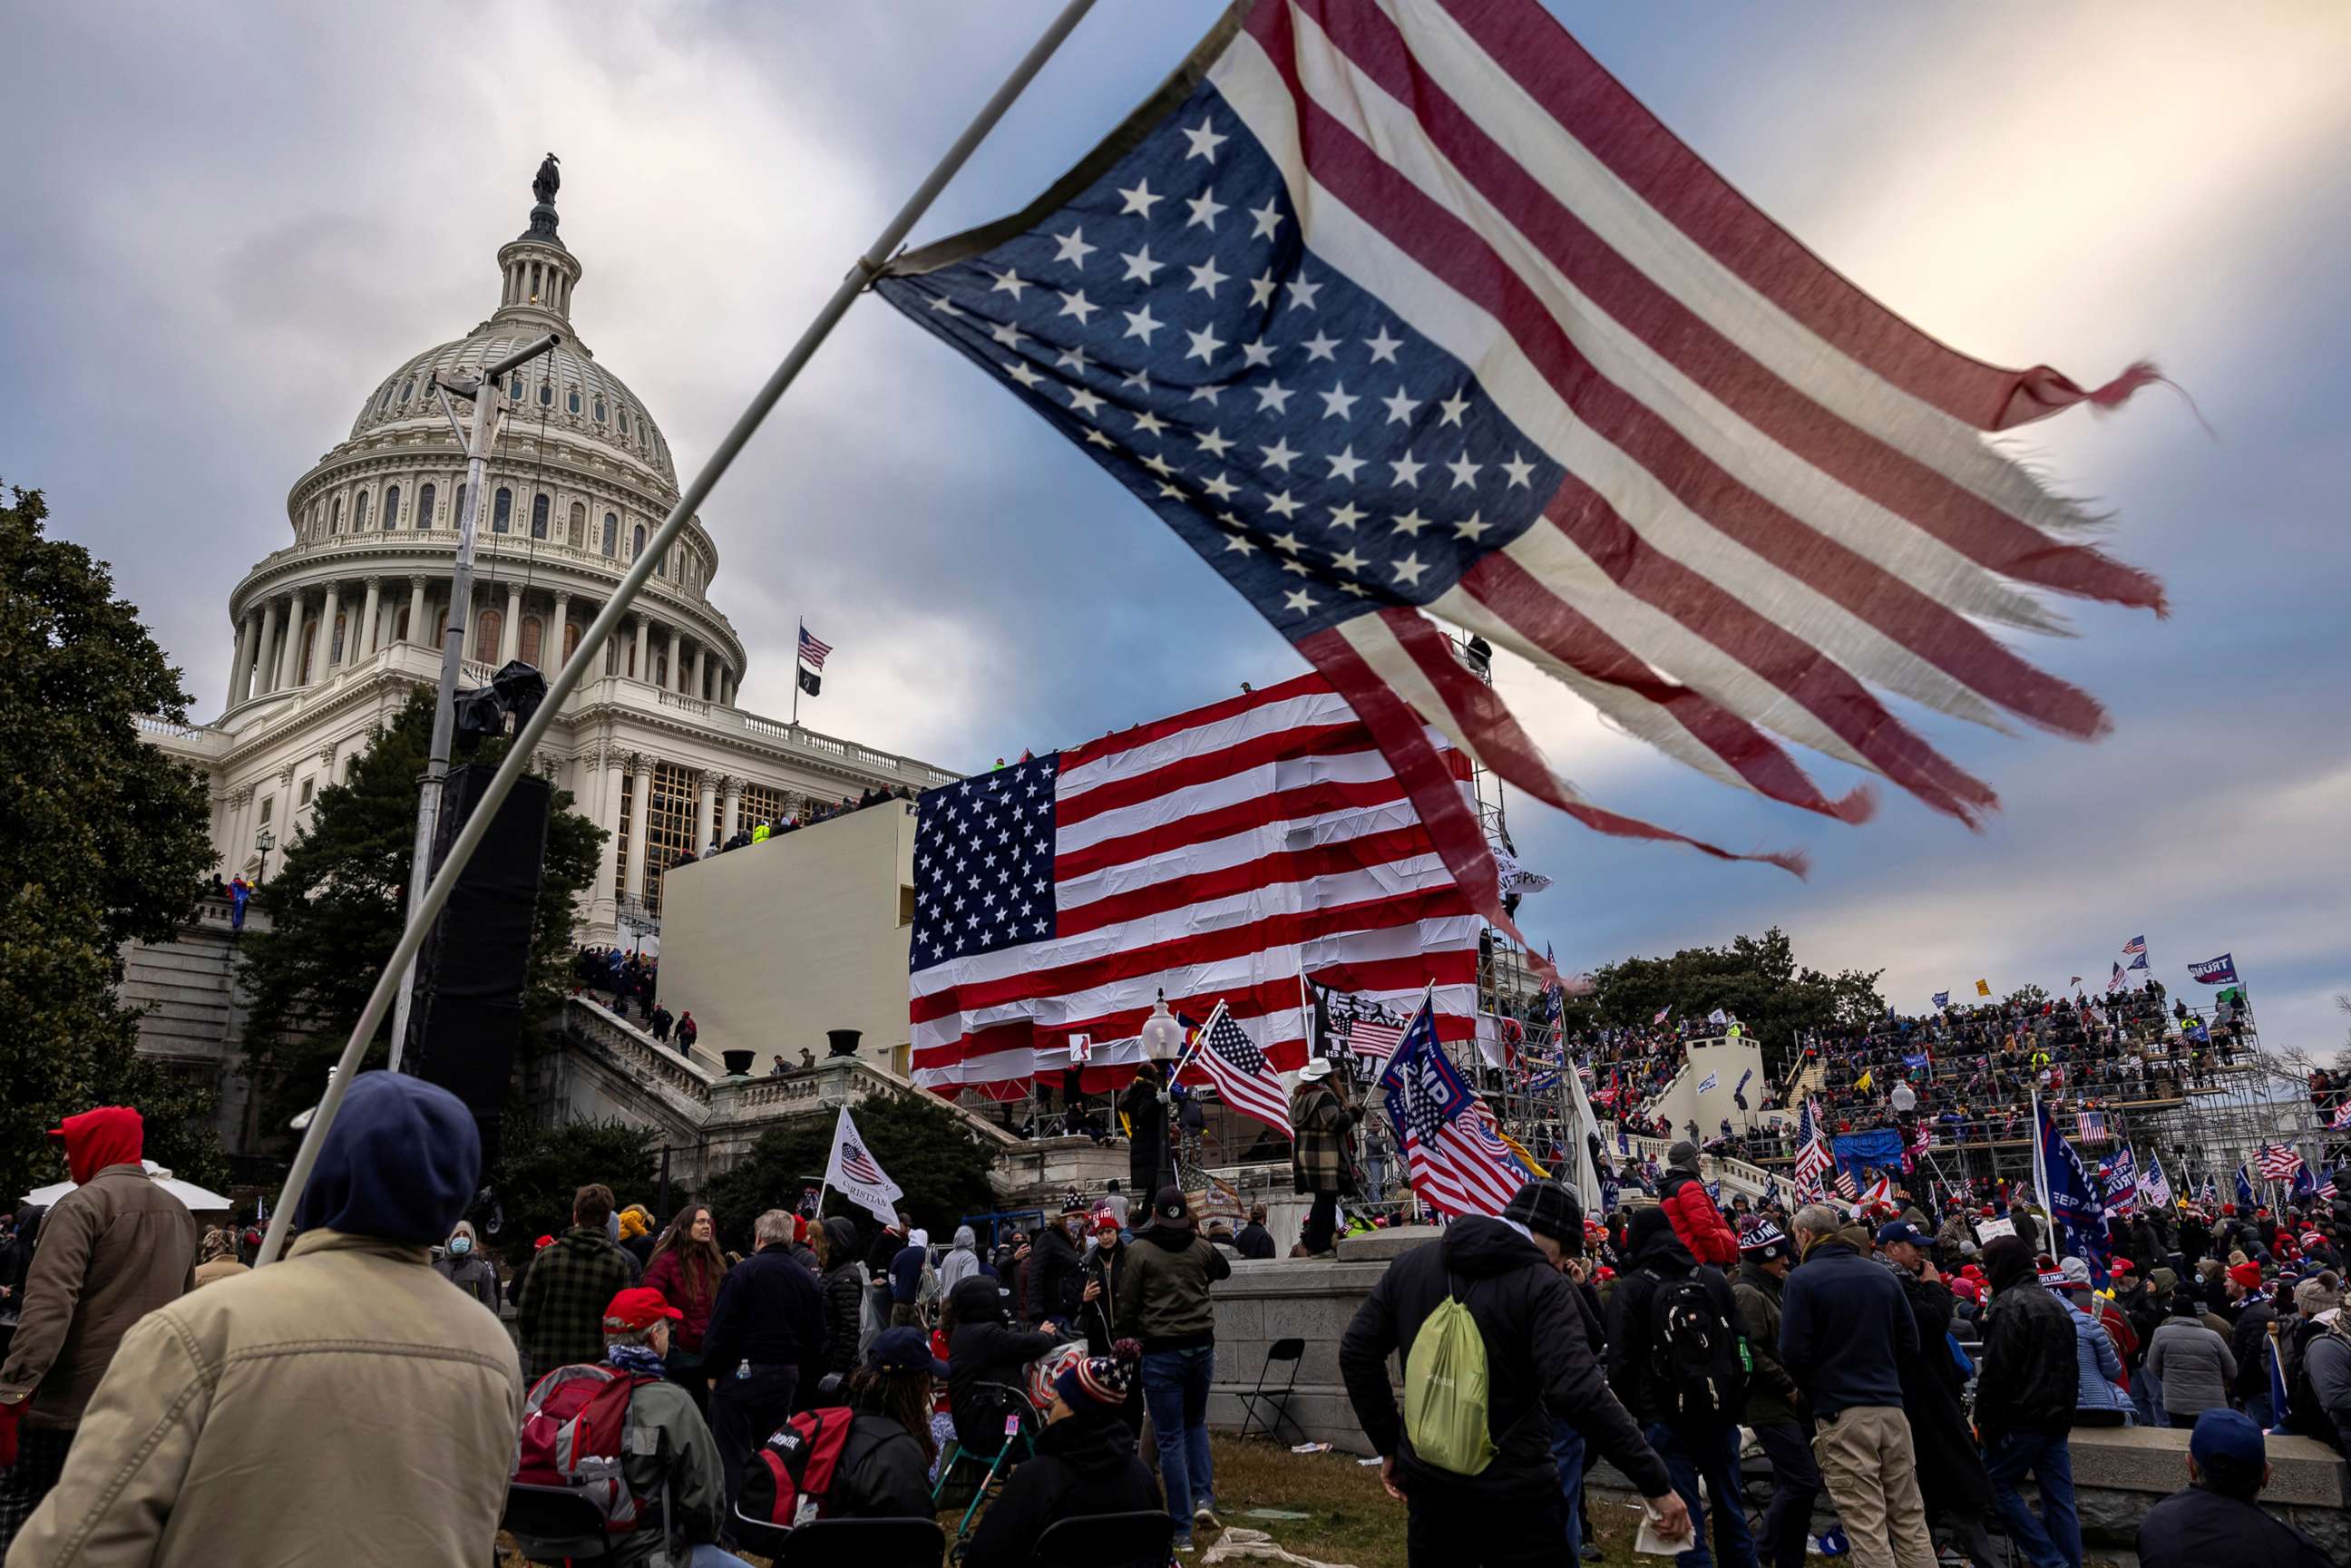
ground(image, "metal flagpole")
xmin=257 ymin=0 xmax=1102 ymax=1266
xmin=790 ymin=616 xmax=803 ymax=728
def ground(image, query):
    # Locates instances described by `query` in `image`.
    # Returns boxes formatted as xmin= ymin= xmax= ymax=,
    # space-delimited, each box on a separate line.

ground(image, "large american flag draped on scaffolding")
xmin=875 ymin=0 xmax=2162 ymax=944
xmin=908 ymin=673 xmax=1478 ymax=1096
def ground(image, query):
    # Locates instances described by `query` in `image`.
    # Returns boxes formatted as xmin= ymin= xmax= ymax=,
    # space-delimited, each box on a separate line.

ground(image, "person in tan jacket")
xmin=0 ymin=1106 xmax=196 ymax=1552
xmin=5 ymin=1073 xmax=523 ymax=1568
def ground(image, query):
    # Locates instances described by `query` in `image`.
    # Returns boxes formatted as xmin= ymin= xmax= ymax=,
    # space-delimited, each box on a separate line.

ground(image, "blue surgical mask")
xmin=449 ymin=1234 xmax=472 ymax=1257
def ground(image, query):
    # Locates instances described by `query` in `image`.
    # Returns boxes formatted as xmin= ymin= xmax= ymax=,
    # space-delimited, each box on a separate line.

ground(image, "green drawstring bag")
xmin=1403 ymin=1275 xmax=1496 ymax=1475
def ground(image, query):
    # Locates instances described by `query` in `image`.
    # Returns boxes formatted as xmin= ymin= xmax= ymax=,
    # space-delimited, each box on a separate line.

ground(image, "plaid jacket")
xmin=1290 ymin=1081 xmax=1358 ymax=1196
xmin=517 ymin=1228 xmax=636 ymax=1373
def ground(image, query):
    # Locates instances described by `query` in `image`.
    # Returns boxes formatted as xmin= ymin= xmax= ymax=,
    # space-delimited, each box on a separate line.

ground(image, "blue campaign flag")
xmin=2187 ymin=952 xmax=2239 ymax=986
xmin=2290 ymin=1163 xmax=2317 ymax=1203
xmin=1902 ymin=1052 xmax=1930 ymax=1073
xmin=1930 ymin=990 xmax=1950 ymax=1010
xmin=1830 ymin=1126 xmax=1907 ymax=1179
xmin=2034 ymin=1097 xmax=2109 ymax=1265
xmin=2236 ymin=1164 xmax=2258 ymax=1211
xmin=1616 ymin=1124 xmax=1630 ymax=1155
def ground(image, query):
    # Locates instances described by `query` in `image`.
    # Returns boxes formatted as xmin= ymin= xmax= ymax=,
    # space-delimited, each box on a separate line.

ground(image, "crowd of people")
xmin=5 ymin=1071 xmax=2347 ymax=1567
xmin=705 ymin=784 xmax=917 ymax=858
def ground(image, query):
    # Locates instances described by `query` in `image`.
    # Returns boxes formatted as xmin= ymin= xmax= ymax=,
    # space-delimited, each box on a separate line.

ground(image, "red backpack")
xmin=513 ymin=1363 xmax=663 ymax=1530
xmin=738 ymin=1407 xmax=858 ymax=1530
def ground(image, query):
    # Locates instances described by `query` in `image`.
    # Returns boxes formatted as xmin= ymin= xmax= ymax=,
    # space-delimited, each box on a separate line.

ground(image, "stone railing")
xmin=137 ymin=714 xmax=205 ymax=740
xmin=565 ymin=996 xmax=717 ymax=1106
xmin=1603 ymin=1125 xmax=1776 ymax=1202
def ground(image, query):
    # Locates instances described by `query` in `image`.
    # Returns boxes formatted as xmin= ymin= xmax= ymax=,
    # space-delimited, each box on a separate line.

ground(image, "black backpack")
xmin=2279 ymin=1318 xmax=2336 ymax=1440
xmin=1644 ymin=1269 xmax=1748 ymax=1422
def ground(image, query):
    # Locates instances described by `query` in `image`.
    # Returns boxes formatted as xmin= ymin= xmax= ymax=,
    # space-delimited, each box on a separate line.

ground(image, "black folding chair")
xmin=1031 ymin=1509 xmax=1176 ymax=1568
xmin=502 ymin=1483 xmax=619 ymax=1564
xmin=768 ymin=1515 xmax=947 ymax=1567
xmin=1234 ymin=1337 xmax=1308 ymax=1445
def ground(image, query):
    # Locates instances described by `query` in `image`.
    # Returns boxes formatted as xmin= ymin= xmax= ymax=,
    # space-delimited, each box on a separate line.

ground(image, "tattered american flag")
xmin=907 ymin=674 xmax=1477 ymax=1096
xmin=875 ymin=0 xmax=2163 ymax=940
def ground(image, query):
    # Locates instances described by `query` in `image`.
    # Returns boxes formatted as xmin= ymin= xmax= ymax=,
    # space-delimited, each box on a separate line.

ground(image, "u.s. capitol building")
xmin=141 ymin=164 xmax=954 ymax=944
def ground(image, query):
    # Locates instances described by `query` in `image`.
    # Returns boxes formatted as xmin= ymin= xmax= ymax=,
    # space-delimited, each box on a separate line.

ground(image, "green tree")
xmin=705 ymin=1093 xmax=1000 ymax=1254
xmin=239 ymin=687 xmax=606 ymax=1132
xmin=490 ymin=1113 xmax=664 ymax=1258
xmin=1564 ymin=927 xmax=1885 ymax=1081
xmin=0 ymin=484 xmax=223 ymax=1200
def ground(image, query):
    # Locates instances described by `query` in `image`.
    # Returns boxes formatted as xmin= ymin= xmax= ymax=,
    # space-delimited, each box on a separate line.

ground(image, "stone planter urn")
xmin=720 ymin=1048 xmax=756 ymax=1076
xmin=826 ymin=1028 xmax=862 ymax=1058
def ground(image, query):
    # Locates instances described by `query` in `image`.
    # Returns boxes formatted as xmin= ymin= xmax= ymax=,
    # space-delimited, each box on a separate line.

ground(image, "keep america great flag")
xmin=875 ymin=0 xmax=2162 ymax=940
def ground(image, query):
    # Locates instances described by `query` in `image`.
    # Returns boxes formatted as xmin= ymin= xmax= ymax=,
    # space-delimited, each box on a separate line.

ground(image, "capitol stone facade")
xmin=142 ymin=169 xmax=956 ymax=942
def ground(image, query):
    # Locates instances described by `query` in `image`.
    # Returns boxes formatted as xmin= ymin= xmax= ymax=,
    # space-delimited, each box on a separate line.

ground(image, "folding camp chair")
xmin=1234 ymin=1337 xmax=1308 ymax=1445
xmin=932 ymin=1382 xmax=1041 ymax=1552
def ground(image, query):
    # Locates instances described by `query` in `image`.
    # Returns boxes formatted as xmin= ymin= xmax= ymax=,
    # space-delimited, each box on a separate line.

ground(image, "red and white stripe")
xmin=911 ymin=675 xmax=1480 ymax=1095
xmin=1204 ymin=0 xmax=2160 ymax=901
xmin=1347 ymin=1018 xmax=1406 ymax=1060
xmin=1185 ymin=1003 xmax=1295 ymax=1138
xmin=797 ymin=626 xmax=834 ymax=669
xmin=1406 ymin=1115 xmax=1522 ymax=1219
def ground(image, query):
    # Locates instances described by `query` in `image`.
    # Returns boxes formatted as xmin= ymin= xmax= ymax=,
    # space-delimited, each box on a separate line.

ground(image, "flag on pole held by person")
xmin=1975 ymin=979 xmax=1992 ymax=998
xmin=2137 ymin=1154 xmax=2173 ymax=1213
xmin=2121 ymin=935 xmax=2147 ymax=958
xmin=873 ymin=0 xmax=2164 ymax=947
xmin=2107 ymin=962 xmax=2126 ymax=993
xmin=2187 ymin=952 xmax=2239 ymax=986
xmin=2125 ymin=951 xmax=2149 ymax=972
xmin=2257 ymin=1143 xmax=2304 ymax=1183
xmin=1695 ymin=1071 xmax=1719 ymax=1096
xmin=1793 ymin=1099 xmax=1833 ymax=1202
xmin=906 ymin=674 xmax=1479 ymax=1096
xmin=1834 ymin=1169 xmax=1860 ymax=1203
xmin=1380 ymin=993 xmax=1523 ymax=1217
xmin=824 ymin=1107 xmax=904 ymax=1232
xmin=2235 ymin=1164 xmax=2257 ymax=1211
xmin=2290 ymin=1163 xmax=2317 ymax=1204
xmin=1930 ymin=990 xmax=1949 ymax=1010
xmin=1652 ymin=1005 xmax=1672 ymax=1026
xmin=1345 ymin=1013 xmax=1407 ymax=1061
xmin=2098 ymin=1146 xmax=2139 ymax=1216
xmin=1184 ymin=999 xmax=1295 ymax=1138
xmin=2034 ymin=1096 xmax=2109 ymax=1265
xmin=2329 ymin=1100 xmax=2351 ymax=1132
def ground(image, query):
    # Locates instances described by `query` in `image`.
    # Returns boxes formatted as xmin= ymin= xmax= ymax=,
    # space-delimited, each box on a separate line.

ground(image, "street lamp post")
xmin=386 ymin=332 xmax=560 ymax=1072
xmin=1136 ymin=990 xmax=1185 ymax=1195
xmin=254 ymin=824 xmax=276 ymax=884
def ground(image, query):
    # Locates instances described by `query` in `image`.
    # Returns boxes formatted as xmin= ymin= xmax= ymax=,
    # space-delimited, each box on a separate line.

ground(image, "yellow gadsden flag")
xmin=1975 ymin=979 xmax=1992 ymax=997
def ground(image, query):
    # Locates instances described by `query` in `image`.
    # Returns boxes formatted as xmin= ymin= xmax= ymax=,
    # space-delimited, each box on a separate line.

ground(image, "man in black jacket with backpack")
xmin=1340 ymin=1181 xmax=1686 ymax=1567
xmin=1606 ymin=1205 xmax=1756 ymax=1568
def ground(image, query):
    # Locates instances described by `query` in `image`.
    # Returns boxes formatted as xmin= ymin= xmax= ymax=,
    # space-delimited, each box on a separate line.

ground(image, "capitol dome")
xmin=221 ymin=160 xmax=742 ymax=716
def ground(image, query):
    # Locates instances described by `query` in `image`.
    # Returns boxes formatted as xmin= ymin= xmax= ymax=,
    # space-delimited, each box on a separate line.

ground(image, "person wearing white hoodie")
xmin=887 ymin=1229 xmax=934 ymax=1327
xmin=939 ymin=1226 xmax=982 ymax=1294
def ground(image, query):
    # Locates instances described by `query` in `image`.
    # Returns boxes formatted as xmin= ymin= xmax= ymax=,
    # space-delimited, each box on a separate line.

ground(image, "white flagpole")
xmin=256 ymin=0 xmax=1101 ymax=1266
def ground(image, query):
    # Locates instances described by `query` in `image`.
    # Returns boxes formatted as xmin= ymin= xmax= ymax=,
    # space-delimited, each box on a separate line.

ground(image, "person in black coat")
xmin=962 ymin=1354 xmax=1161 ymax=1568
xmin=702 ymin=1209 xmax=829 ymax=1517
xmin=2134 ymin=1409 xmax=2331 ymax=1568
xmin=945 ymin=1274 xmax=1061 ymax=1455
xmin=1120 ymin=1062 xmax=1174 ymax=1198
xmin=1025 ymin=1202 xmax=1089 ymax=1330
xmin=828 ymin=1329 xmax=951 ymax=1520
xmin=1974 ymin=1235 xmax=2083 ymax=1568
xmin=1340 ymin=1184 xmax=1684 ymax=1567
xmin=1233 ymin=1207 xmax=1276 ymax=1261
xmin=817 ymin=1217 xmax=867 ymax=1379
xmin=1875 ymin=1223 xmax=2000 ymax=1567
xmin=1605 ymin=1207 xmax=1754 ymax=1568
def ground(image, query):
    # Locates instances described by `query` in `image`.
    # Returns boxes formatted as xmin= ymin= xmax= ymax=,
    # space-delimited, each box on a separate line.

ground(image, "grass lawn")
xmin=499 ymin=1436 xmax=1658 ymax=1568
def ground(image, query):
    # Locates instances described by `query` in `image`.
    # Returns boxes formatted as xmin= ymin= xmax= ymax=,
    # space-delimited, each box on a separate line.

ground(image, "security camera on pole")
xmin=385 ymin=328 xmax=560 ymax=1069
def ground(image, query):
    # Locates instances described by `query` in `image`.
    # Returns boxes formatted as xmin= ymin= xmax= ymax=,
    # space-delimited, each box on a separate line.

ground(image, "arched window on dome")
xmin=331 ymin=613 xmax=347 ymax=664
xmin=383 ymin=483 xmax=402 ymax=530
xmin=563 ymin=619 xmax=581 ymax=663
xmin=618 ymin=407 xmax=629 ymax=437
xmin=454 ymin=482 xmax=468 ymax=528
xmin=473 ymin=608 xmax=502 ymax=666
xmin=398 ymin=379 xmax=414 ymax=404
xmin=531 ymin=493 xmax=550 ymax=540
xmin=330 ymin=496 xmax=344 ymax=534
xmin=567 ymin=388 xmax=581 ymax=415
xmin=520 ymin=615 xmax=543 ymax=667
xmin=539 ymin=380 xmax=553 ymax=407
xmin=593 ymin=397 xmax=607 ymax=424
xmin=568 ymin=502 xmax=586 ymax=548
xmin=631 ymin=523 xmax=647 ymax=559
xmin=602 ymin=512 xmax=619 ymax=557
xmin=377 ymin=384 xmax=394 ymax=414
xmin=493 ymin=488 xmax=512 ymax=533
xmin=418 ymin=482 xmax=436 ymax=529
xmin=353 ymin=490 xmax=371 ymax=531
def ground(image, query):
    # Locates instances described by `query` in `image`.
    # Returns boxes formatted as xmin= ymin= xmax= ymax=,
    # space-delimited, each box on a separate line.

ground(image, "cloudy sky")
xmin=5 ymin=2 xmax=2346 ymax=1054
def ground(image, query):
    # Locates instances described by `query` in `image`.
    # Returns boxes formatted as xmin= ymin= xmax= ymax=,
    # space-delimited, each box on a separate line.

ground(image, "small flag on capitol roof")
xmin=873 ymin=0 xmax=2166 ymax=948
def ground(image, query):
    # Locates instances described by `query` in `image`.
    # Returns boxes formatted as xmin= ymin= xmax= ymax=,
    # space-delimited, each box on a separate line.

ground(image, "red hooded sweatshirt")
xmin=53 ymin=1106 xmax=144 ymax=1185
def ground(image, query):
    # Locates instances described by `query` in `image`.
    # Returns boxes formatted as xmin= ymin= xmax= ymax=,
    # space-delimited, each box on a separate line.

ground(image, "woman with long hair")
xmin=643 ymin=1203 xmax=728 ymax=1415
xmin=826 ymin=1328 xmax=947 ymax=1518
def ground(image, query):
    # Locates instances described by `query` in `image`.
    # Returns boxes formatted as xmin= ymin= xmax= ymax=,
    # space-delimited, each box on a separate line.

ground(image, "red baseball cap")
xmin=603 ymin=1287 xmax=684 ymax=1332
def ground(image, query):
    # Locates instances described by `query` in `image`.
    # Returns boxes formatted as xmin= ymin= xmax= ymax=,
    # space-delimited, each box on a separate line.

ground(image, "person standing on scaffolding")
xmin=1291 ymin=1057 xmax=1359 ymax=1259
